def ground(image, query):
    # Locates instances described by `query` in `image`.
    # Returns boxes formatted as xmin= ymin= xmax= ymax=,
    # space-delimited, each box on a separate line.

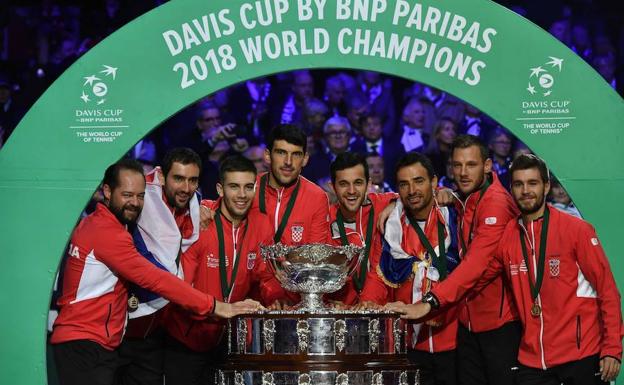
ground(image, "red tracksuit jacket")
xmin=252 ymin=173 xmax=329 ymax=245
xmin=163 ymin=206 xmax=286 ymax=352
xmin=483 ymin=206 xmax=622 ymax=369
xmin=328 ymin=192 xmax=396 ymax=305
xmin=434 ymin=173 xmax=519 ymax=332
xmin=51 ymin=203 xmax=215 ymax=350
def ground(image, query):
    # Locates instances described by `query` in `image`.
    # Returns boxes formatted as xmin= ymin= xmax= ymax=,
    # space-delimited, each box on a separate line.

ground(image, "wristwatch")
xmin=421 ymin=292 xmax=440 ymax=309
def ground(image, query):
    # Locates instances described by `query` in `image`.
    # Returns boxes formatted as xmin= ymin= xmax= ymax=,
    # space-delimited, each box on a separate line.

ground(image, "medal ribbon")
xmin=518 ymin=206 xmax=550 ymax=301
xmin=259 ymin=174 xmax=301 ymax=243
xmin=336 ymin=205 xmax=375 ymax=291
xmin=459 ymin=177 xmax=491 ymax=256
xmin=215 ymin=208 xmax=248 ymax=300
xmin=407 ymin=212 xmax=448 ymax=281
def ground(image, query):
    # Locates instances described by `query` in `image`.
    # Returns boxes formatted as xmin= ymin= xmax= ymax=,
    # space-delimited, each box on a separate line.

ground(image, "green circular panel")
xmin=0 ymin=1 xmax=622 ymax=383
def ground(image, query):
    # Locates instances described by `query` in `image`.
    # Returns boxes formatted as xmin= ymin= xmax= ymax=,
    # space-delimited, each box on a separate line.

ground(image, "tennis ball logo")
xmin=92 ymin=82 xmax=108 ymax=97
xmin=538 ymin=73 xmax=554 ymax=89
xmin=526 ymin=57 xmax=563 ymax=97
xmin=80 ymin=65 xmax=118 ymax=104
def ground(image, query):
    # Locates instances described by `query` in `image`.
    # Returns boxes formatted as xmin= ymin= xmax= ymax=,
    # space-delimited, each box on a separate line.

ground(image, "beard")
xmin=518 ymin=194 xmax=546 ymax=216
xmin=109 ymin=200 xmax=141 ymax=225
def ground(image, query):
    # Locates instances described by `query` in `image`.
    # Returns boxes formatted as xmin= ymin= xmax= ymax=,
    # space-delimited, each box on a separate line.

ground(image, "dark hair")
xmin=509 ymin=154 xmax=550 ymax=183
xmin=394 ymin=152 xmax=436 ymax=181
xmin=488 ymin=126 xmax=513 ymax=145
xmin=365 ymin=151 xmax=383 ymax=161
xmin=266 ymin=124 xmax=307 ymax=153
xmin=219 ymin=155 xmax=257 ymax=183
xmin=162 ymin=148 xmax=202 ymax=178
xmin=452 ymin=134 xmax=489 ymax=161
xmin=330 ymin=152 xmax=369 ymax=184
xmin=195 ymin=101 xmax=220 ymax=120
xmin=102 ymin=158 xmax=145 ymax=191
xmin=359 ymin=112 xmax=384 ymax=128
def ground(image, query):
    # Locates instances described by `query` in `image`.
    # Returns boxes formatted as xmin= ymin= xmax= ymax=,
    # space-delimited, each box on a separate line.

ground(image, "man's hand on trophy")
xmin=199 ymin=204 xmax=215 ymax=230
xmin=214 ymin=299 xmax=265 ymax=318
xmin=326 ymin=300 xmax=347 ymax=310
xmin=377 ymin=201 xmax=396 ymax=234
xmin=384 ymin=301 xmax=432 ymax=320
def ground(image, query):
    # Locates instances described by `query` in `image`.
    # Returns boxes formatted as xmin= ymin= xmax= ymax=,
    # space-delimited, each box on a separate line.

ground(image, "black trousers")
xmin=457 ymin=321 xmax=521 ymax=385
xmin=115 ymin=327 xmax=165 ymax=385
xmin=53 ymin=340 xmax=118 ymax=385
xmin=163 ymin=333 xmax=225 ymax=385
xmin=408 ymin=349 xmax=458 ymax=385
xmin=517 ymin=354 xmax=609 ymax=385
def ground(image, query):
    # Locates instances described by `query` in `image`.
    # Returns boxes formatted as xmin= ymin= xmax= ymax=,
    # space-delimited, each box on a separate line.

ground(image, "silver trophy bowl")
xmin=261 ymin=243 xmax=363 ymax=310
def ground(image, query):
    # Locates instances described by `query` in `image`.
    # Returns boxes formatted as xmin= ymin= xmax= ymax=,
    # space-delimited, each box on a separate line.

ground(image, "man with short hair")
xmin=256 ymin=124 xmax=329 ymax=246
xmin=116 ymin=147 xmax=204 ymax=385
xmin=366 ymin=152 xmax=393 ymax=193
xmin=305 ymin=116 xmax=353 ymax=184
xmin=392 ymin=134 xmax=521 ymax=385
xmin=393 ymin=154 xmax=623 ymax=384
xmin=326 ymin=152 xmax=396 ymax=306
xmin=51 ymin=159 xmax=260 ymax=385
xmin=488 ymin=128 xmax=514 ymax=189
xmin=163 ymin=155 xmax=286 ymax=385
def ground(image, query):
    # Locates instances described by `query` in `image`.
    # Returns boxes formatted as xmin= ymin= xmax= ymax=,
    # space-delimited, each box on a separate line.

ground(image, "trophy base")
xmin=296 ymin=293 xmax=326 ymax=311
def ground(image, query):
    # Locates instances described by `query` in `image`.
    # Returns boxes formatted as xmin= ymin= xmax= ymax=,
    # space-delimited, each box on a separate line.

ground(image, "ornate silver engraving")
xmin=237 ymin=318 xmax=247 ymax=353
xmin=297 ymin=319 xmax=310 ymax=352
xmin=334 ymin=319 xmax=346 ymax=352
xmin=264 ymin=319 xmax=276 ymax=353
xmin=399 ymin=371 xmax=408 ymax=385
xmin=235 ymin=371 xmax=244 ymax=385
xmin=393 ymin=318 xmax=402 ymax=353
xmin=368 ymin=318 xmax=380 ymax=352
xmin=336 ymin=373 xmax=349 ymax=385
xmin=262 ymin=372 xmax=275 ymax=385
xmin=414 ymin=369 xmax=421 ymax=385
xmin=227 ymin=321 xmax=232 ymax=354
xmin=371 ymin=373 xmax=383 ymax=385
xmin=298 ymin=373 xmax=311 ymax=385
xmin=218 ymin=370 xmax=226 ymax=385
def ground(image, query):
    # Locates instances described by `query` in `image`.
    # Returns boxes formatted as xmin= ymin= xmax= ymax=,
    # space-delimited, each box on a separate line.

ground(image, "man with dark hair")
xmin=117 ymin=147 xmax=203 ymax=385
xmin=379 ymin=152 xmax=460 ymax=385
xmin=325 ymin=152 xmax=396 ymax=306
xmin=488 ymin=128 xmax=514 ymax=189
xmin=255 ymin=124 xmax=329 ymax=246
xmin=51 ymin=159 xmax=260 ymax=385
xmin=393 ymin=154 xmax=623 ymax=384
xmin=163 ymin=155 xmax=285 ymax=385
xmin=390 ymin=134 xmax=521 ymax=385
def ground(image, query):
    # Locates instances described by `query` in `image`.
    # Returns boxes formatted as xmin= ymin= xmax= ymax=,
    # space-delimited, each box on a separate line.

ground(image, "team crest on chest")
xmin=291 ymin=224 xmax=304 ymax=243
xmin=247 ymin=253 xmax=257 ymax=270
xmin=549 ymin=258 xmax=560 ymax=277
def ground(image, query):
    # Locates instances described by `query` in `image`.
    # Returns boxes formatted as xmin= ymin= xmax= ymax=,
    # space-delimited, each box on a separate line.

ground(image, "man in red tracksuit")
xmin=118 ymin=148 xmax=204 ymax=385
xmin=390 ymin=135 xmax=521 ymax=385
xmin=380 ymin=152 xmax=460 ymax=385
xmin=254 ymin=124 xmax=329 ymax=246
xmin=396 ymin=154 xmax=623 ymax=384
xmin=163 ymin=155 xmax=287 ymax=385
xmin=325 ymin=152 xmax=396 ymax=306
xmin=50 ymin=159 xmax=260 ymax=385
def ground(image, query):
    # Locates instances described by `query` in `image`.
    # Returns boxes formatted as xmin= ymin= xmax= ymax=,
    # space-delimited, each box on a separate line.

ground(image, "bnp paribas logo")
xmin=526 ymin=57 xmax=563 ymax=97
xmin=80 ymin=65 xmax=118 ymax=105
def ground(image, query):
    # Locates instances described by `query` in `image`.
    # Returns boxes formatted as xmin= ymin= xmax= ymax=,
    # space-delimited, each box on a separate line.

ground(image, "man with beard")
xmin=116 ymin=148 xmax=204 ymax=385
xmin=50 ymin=159 xmax=261 ymax=385
xmin=379 ymin=152 xmax=460 ymax=385
xmin=255 ymin=124 xmax=329 ymax=246
xmin=325 ymin=152 xmax=396 ymax=306
xmin=162 ymin=155 xmax=286 ymax=385
xmin=392 ymin=154 xmax=622 ymax=385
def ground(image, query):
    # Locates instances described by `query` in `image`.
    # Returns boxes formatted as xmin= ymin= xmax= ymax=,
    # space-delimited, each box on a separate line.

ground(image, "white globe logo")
xmin=92 ymin=82 xmax=108 ymax=97
xmin=538 ymin=74 xmax=554 ymax=89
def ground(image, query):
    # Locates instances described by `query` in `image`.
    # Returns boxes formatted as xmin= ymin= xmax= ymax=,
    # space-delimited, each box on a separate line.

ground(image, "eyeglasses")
xmin=326 ymin=131 xmax=349 ymax=138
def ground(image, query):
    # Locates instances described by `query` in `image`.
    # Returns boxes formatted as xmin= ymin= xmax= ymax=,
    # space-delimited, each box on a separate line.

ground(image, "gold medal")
xmin=128 ymin=294 xmax=139 ymax=312
xmin=530 ymin=303 xmax=541 ymax=317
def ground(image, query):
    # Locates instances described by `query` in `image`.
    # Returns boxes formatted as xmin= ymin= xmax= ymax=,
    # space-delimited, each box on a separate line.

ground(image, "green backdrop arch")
xmin=0 ymin=0 xmax=622 ymax=383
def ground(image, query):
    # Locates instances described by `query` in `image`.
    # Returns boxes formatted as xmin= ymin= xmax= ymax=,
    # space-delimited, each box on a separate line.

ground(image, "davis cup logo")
xmin=526 ymin=56 xmax=563 ymax=97
xmin=291 ymin=225 xmax=304 ymax=243
xmin=80 ymin=65 xmax=118 ymax=105
xmin=247 ymin=253 xmax=256 ymax=270
xmin=549 ymin=258 xmax=560 ymax=277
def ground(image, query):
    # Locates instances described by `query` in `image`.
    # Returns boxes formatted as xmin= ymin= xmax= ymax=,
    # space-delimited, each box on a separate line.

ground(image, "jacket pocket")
xmin=576 ymin=315 xmax=581 ymax=349
xmin=104 ymin=304 xmax=112 ymax=338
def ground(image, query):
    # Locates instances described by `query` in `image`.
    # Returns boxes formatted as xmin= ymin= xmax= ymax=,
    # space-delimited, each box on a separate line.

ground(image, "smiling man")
xmin=394 ymin=154 xmax=623 ymax=385
xmin=162 ymin=155 xmax=285 ymax=385
xmin=326 ymin=152 xmax=396 ymax=306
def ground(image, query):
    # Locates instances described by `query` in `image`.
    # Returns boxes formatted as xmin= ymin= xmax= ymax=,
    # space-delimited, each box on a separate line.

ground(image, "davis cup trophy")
xmin=217 ymin=243 xmax=420 ymax=385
